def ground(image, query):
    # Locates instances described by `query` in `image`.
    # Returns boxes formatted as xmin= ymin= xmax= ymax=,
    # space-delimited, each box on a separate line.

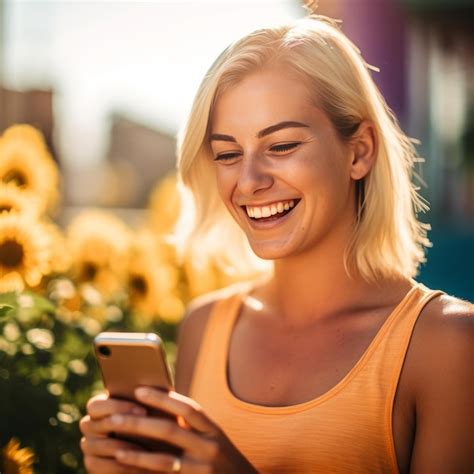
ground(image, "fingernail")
xmin=135 ymin=387 xmax=150 ymax=398
xmin=111 ymin=414 xmax=123 ymax=425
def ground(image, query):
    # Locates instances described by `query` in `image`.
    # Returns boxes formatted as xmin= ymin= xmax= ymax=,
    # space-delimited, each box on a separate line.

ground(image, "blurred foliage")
xmin=0 ymin=288 xmax=179 ymax=473
xmin=0 ymin=124 xmax=240 ymax=472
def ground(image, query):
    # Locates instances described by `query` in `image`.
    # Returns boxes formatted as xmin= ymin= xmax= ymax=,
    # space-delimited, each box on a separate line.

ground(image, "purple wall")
xmin=338 ymin=0 xmax=408 ymax=124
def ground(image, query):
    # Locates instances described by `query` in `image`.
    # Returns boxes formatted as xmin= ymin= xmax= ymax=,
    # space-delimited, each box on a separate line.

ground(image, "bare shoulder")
xmin=404 ymin=292 xmax=473 ymax=471
xmin=174 ymin=283 xmax=251 ymax=396
xmin=409 ymin=293 xmax=473 ymax=370
xmin=400 ymin=293 xmax=473 ymax=408
xmin=415 ymin=293 xmax=473 ymax=343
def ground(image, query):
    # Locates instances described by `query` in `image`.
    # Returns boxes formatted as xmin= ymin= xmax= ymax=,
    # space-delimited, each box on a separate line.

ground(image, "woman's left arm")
xmin=409 ymin=297 xmax=473 ymax=472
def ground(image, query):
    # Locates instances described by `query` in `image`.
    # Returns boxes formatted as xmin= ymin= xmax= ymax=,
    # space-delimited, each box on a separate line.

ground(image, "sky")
xmin=3 ymin=0 xmax=302 ymax=166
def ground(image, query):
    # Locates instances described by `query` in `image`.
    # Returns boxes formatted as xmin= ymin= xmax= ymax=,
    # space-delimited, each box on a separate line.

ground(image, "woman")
xmin=80 ymin=14 xmax=473 ymax=473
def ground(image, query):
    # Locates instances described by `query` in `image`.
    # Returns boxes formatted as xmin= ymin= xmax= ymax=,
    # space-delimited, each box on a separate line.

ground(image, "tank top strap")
xmin=375 ymin=282 xmax=445 ymax=393
xmin=345 ymin=282 xmax=444 ymax=471
xmin=350 ymin=282 xmax=444 ymax=388
xmin=374 ymin=282 xmax=444 ymax=374
xmin=189 ymin=288 xmax=246 ymax=399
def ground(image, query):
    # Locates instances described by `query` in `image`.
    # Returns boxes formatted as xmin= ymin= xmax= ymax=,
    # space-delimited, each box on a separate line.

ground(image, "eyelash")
xmin=214 ymin=152 xmax=240 ymax=161
xmin=214 ymin=142 xmax=300 ymax=161
xmin=271 ymin=142 xmax=299 ymax=153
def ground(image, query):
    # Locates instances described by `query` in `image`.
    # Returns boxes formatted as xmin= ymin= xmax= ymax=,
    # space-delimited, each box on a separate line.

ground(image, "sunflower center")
xmin=0 ymin=239 xmax=24 ymax=268
xmin=130 ymin=275 xmax=148 ymax=295
xmin=82 ymin=262 xmax=97 ymax=280
xmin=3 ymin=169 xmax=28 ymax=187
xmin=0 ymin=204 xmax=13 ymax=212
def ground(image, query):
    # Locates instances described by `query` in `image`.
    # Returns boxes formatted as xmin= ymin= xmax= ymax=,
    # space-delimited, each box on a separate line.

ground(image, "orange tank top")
xmin=189 ymin=282 xmax=443 ymax=473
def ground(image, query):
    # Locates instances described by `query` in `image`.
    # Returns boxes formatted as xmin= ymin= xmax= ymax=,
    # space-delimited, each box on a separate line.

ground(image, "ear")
xmin=348 ymin=120 xmax=377 ymax=180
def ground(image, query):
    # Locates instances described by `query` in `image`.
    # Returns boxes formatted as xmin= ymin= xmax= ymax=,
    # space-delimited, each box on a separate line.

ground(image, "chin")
xmin=248 ymin=240 xmax=295 ymax=261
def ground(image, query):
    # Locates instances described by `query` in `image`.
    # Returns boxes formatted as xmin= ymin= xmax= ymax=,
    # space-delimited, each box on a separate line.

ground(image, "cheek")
xmin=286 ymin=154 xmax=334 ymax=190
xmin=295 ymin=154 xmax=351 ymax=208
xmin=215 ymin=167 xmax=237 ymax=207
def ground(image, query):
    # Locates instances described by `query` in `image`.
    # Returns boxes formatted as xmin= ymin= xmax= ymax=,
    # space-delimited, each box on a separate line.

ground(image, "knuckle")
xmin=79 ymin=437 xmax=88 ymax=452
xmin=85 ymin=398 xmax=96 ymax=413
xmin=79 ymin=416 xmax=91 ymax=434
xmin=86 ymin=393 xmax=106 ymax=411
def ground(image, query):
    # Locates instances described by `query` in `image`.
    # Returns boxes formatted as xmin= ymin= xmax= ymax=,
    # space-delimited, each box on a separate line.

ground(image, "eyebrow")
xmin=209 ymin=121 xmax=309 ymax=143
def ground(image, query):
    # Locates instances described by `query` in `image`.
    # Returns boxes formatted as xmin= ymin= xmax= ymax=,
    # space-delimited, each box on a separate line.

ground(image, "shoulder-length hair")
xmin=175 ymin=15 xmax=430 ymax=282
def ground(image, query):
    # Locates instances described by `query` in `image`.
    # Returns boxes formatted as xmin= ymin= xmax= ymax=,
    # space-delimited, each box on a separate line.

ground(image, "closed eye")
xmin=270 ymin=142 xmax=300 ymax=153
xmin=214 ymin=151 xmax=241 ymax=161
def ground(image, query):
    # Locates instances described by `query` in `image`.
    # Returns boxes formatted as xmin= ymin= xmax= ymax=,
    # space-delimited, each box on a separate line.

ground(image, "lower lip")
xmin=244 ymin=205 xmax=298 ymax=230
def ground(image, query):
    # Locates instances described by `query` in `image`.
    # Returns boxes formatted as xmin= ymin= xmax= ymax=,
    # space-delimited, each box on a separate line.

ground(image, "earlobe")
xmin=349 ymin=121 xmax=377 ymax=180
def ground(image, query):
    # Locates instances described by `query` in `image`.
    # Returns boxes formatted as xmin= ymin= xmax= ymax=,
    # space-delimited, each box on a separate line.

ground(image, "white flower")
xmin=3 ymin=322 xmax=20 ymax=341
xmin=26 ymin=328 xmax=54 ymax=349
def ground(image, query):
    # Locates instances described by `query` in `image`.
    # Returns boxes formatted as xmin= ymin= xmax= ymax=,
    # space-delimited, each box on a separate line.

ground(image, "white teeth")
xmin=245 ymin=200 xmax=297 ymax=219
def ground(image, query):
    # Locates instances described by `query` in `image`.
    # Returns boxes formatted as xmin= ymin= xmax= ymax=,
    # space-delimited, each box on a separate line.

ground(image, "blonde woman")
xmin=80 ymin=14 xmax=473 ymax=474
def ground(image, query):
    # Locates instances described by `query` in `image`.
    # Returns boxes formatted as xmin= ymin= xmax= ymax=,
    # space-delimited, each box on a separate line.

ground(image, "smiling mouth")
xmin=242 ymin=199 xmax=301 ymax=221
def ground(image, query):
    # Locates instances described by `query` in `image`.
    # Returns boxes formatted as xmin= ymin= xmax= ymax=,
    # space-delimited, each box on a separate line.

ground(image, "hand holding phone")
xmin=94 ymin=331 xmax=181 ymax=455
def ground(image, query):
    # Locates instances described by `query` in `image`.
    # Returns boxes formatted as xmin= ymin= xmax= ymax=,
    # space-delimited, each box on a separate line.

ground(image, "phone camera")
xmin=98 ymin=345 xmax=111 ymax=357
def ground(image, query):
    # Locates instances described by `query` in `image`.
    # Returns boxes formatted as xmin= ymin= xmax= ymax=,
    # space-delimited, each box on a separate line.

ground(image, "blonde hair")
xmin=175 ymin=15 xmax=430 ymax=282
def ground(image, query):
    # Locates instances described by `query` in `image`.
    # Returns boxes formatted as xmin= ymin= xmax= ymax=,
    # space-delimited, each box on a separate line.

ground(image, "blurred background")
xmin=0 ymin=0 xmax=472 ymax=298
xmin=0 ymin=1 xmax=472 ymax=472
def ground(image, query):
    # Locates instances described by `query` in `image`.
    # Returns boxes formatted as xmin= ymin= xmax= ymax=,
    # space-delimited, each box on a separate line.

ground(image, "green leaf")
xmin=0 ymin=292 xmax=19 ymax=307
xmin=0 ymin=304 xmax=14 ymax=318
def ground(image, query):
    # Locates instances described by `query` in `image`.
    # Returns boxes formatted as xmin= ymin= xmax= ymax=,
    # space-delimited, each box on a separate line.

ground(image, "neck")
xmin=261 ymin=223 xmax=409 ymax=326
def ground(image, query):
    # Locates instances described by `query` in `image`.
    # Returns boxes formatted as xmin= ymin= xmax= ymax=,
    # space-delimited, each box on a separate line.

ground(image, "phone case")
xmin=94 ymin=332 xmax=173 ymax=397
xmin=94 ymin=332 xmax=181 ymax=455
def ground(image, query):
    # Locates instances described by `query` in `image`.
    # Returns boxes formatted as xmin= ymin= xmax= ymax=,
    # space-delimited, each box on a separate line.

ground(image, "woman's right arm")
xmin=80 ymin=296 xmax=217 ymax=473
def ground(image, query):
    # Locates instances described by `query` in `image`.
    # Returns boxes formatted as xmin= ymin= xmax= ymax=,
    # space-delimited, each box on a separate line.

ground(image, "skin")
xmin=80 ymin=67 xmax=473 ymax=473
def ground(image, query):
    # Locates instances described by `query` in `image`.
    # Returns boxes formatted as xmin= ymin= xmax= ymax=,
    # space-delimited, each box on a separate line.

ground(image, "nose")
xmin=237 ymin=153 xmax=273 ymax=196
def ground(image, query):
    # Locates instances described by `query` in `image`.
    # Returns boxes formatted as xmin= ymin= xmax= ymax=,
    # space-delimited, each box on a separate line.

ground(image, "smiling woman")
xmin=79 ymin=11 xmax=473 ymax=474
xmin=208 ymin=68 xmax=363 ymax=262
xmin=176 ymin=21 xmax=431 ymax=285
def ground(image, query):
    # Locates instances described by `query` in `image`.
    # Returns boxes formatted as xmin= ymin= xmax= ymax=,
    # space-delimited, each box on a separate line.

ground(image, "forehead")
xmin=210 ymin=68 xmax=316 ymax=133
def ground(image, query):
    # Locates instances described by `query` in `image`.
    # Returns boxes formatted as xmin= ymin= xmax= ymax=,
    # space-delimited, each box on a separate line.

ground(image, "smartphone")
xmin=94 ymin=331 xmax=181 ymax=455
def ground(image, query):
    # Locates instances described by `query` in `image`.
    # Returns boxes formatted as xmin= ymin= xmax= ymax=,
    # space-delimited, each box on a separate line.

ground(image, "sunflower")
xmin=0 ymin=124 xmax=59 ymax=214
xmin=0 ymin=183 xmax=40 ymax=217
xmin=1 ymin=438 xmax=35 ymax=474
xmin=2 ymin=124 xmax=47 ymax=151
xmin=148 ymin=172 xmax=181 ymax=235
xmin=42 ymin=218 xmax=71 ymax=274
xmin=67 ymin=209 xmax=131 ymax=297
xmin=0 ymin=213 xmax=53 ymax=292
xmin=127 ymin=230 xmax=184 ymax=323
